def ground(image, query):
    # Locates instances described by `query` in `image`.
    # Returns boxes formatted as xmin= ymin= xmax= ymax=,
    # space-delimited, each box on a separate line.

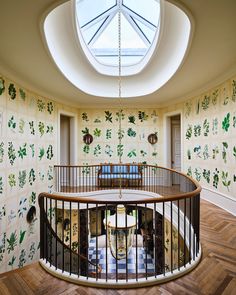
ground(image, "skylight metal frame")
xmin=76 ymin=0 xmax=160 ymax=63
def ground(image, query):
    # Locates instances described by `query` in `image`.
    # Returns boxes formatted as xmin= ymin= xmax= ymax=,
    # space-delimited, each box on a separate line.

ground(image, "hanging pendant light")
xmin=107 ymin=205 xmax=136 ymax=260
xmin=105 ymin=0 xmax=136 ymax=260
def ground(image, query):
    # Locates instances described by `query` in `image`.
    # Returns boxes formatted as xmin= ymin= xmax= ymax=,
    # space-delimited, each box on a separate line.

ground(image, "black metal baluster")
xmin=62 ymin=200 xmax=64 ymax=273
xmin=45 ymin=197 xmax=48 ymax=263
xmin=67 ymin=167 xmax=69 ymax=192
xmin=86 ymin=165 xmax=88 ymax=192
xmin=135 ymin=204 xmax=138 ymax=281
xmin=62 ymin=167 xmax=64 ymax=192
xmin=184 ymin=198 xmax=186 ymax=267
xmin=197 ymin=194 xmax=200 ymax=256
xmin=39 ymin=196 xmax=45 ymax=260
xmin=65 ymin=167 xmax=67 ymax=192
xmin=96 ymin=204 xmax=98 ymax=281
xmin=125 ymin=205 xmax=128 ymax=282
xmin=69 ymin=202 xmax=72 ymax=275
xmin=178 ymin=200 xmax=180 ymax=270
xmin=193 ymin=196 xmax=196 ymax=261
xmin=55 ymin=166 xmax=57 ymax=192
xmin=86 ymin=167 xmax=91 ymax=192
xmin=49 ymin=198 xmax=52 ymax=267
xmin=72 ymin=166 xmax=74 ymax=193
xmin=82 ymin=167 xmax=84 ymax=193
xmin=105 ymin=204 xmax=108 ymax=282
xmin=85 ymin=165 xmax=87 ymax=192
xmin=162 ymin=201 xmax=165 ymax=276
xmin=64 ymin=166 xmax=67 ymax=192
xmin=189 ymin=198 xmax=192 ymax=264
xmin=145 ymin=203 xmax=148 ymax=280
xmin=154 ymin=202 xmax=156 ymax=277
xmin=55 ymin=199 xmax=58 ymax=269
xmin=170 ymin=201 xmax=173 ymax=273
xmin=115 ymin=204 xmax=118 ymax=282
xmin=86 ymin=203 xmax=89 ymax=279
xmin=78 ymin=202 xmax=80 ymax=277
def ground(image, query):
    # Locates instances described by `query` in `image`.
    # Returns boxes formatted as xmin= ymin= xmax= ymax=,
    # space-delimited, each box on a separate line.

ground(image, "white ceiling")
xmin=0 ymin=0 xmax=236 ymax=108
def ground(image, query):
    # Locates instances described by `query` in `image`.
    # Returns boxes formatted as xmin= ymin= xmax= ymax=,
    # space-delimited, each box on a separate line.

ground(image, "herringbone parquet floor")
xmin=0 ymin=199 xmax=235 ymax=295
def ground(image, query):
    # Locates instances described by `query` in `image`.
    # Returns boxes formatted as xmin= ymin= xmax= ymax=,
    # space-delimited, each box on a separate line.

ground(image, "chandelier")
xmin=105 ymin=0 xmax=136 ymax=260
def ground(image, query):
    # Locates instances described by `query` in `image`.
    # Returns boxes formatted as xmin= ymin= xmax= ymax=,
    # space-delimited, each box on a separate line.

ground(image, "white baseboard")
xmin=201 ymin=187 xmax=236 ymax=216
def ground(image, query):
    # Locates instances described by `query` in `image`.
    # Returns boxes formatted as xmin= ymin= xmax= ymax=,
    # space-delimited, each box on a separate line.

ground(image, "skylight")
xmin=76 ymin=0 xmax=160 ymax=68
xmin=43 ymin=0 xmax=191 ymax=97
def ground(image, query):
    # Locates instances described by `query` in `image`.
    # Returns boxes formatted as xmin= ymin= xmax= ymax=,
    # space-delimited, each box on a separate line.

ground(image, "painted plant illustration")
xmin=201 ymin=95 xmax=210 ymax=110
xmin=105 ymin=111 xmax=113 ymax=123
xmin=222 ymin=113 xmax=230 ymax=132
xmin=8 ymin=83 xmax=16 ymax=100
xmin=19 ymin=88 xmax=26 ymax=100
xmin=128 ymin=115 xmax=136 ymax=124
xmin=7 ymin=231 xmax=17 ymax=253
xmin=221 ymin=171 xmax=231 ymax=191
xmin=0 ymin=77 xmax=5 ymax=95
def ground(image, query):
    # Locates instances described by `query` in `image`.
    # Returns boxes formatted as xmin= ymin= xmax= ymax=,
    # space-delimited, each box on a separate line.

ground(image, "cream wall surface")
xmin=182 ymin=76 xmax=236 ymax=199
xmin=0 ymin=74 xmax=77 ymax=273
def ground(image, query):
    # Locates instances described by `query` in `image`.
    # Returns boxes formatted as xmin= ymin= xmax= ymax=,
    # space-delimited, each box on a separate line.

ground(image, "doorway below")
xmin=59 ymin=112 xmax=77 ymax=165
xmin=60 ymin=115 xmax=70 ymax=165
xmin=163 ymin=112 xmax=182 ymax=185
xmin=171 ymin=115 xmax=181 ymax=184
xmin=58 ymin=112 xmax=77 ymax=187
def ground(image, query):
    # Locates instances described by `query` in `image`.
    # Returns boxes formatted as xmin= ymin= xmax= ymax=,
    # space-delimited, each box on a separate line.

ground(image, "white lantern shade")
xmin=105 ymin=205 xmax=136 ymax=260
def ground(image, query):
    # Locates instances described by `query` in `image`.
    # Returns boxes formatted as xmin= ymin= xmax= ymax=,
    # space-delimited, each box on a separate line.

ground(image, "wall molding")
xmin=201 ymin=187 xmax=236 ymax=216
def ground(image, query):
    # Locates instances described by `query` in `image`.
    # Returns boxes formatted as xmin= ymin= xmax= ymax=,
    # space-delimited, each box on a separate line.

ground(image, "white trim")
xmin=57 ymin=110 xmax=78 ymax=165
xmin=201 ymin=187 xmax=236 ymax=216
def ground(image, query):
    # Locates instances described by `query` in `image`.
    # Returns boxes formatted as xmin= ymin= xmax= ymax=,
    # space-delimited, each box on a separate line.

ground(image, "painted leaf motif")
xmin=128 ymin=115 xmax=136 ymax=124
xmin=19 ymin=230 xmax=26 ymax=244
xmin=8 ymin=83 xmax=16 ymax=100
xmin=105 ymin=111 xmax=112 ymax=123
xmin=222 ymin=113 xmax=230 ymax=132
xmin=0 ymin=77 xmax=5 ymax=95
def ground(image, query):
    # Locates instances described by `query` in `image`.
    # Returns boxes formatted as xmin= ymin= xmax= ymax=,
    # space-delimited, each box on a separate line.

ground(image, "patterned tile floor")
xmin=88 ymin=238 xmax=155 ymax=274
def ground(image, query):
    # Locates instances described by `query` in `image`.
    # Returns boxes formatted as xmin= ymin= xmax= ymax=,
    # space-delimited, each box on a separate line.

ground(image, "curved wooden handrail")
xmin=40 ymin=164 xmax=201 ymax=204
xmin=40 ymin=164 xmax=201 ymax=286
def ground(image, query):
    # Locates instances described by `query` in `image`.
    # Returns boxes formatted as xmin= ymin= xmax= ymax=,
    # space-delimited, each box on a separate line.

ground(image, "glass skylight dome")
xmin=75 ymin=0 xmax=160 ymax=75
xmin=43 ymin=0 xmax=191 ymax=97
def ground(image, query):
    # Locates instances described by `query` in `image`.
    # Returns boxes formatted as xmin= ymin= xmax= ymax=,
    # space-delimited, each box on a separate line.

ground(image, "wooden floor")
xmin=0 ymin=199 xmax=235 ymax=295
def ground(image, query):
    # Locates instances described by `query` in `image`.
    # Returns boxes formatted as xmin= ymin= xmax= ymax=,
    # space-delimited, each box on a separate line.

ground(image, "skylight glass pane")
xmin=82 ymin=18 xmax=107 ymax=44
xmin=123 ymin=0 xmax=159 ymax=27
xmin=132 ymin=18 xmax=156 ymax=43
xmin=76 ymin=0 xmax=116 ymax=27
xmin=92 ymin=13 xmax=146 ymax=49
xmin=91 ymin=13 xmax=147 ymax=66
xmin=76 ymin=0 xmax=161 ymax=70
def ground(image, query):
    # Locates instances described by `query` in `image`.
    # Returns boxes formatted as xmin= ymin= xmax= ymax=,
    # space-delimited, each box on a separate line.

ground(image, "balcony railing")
xmin=39 ymin=164 xmax=201 ymax=288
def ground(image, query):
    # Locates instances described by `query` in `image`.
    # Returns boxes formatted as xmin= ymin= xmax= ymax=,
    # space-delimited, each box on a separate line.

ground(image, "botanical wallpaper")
xmin=183 ymin=77 xmax=236 ymax=198
xmin=78 ymin=109 xmax=160 ymax=165
xmin=0 ymin=71 xmax=235 ymax=275
xmin=0 ymin=75 xmax=57 ymax=273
